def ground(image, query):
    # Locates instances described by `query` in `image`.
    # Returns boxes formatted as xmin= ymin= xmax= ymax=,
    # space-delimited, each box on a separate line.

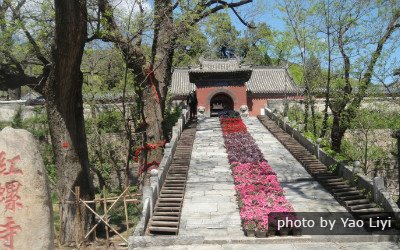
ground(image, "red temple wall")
xmin=248 ymin=97 xmax=268 ymax=116
xmin=196 ymin=85 xmax=247 ymax=115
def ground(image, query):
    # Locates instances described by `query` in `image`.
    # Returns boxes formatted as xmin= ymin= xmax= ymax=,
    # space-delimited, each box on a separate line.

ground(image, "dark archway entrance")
xmin=210 ymin=93 xmax=234 ymax=116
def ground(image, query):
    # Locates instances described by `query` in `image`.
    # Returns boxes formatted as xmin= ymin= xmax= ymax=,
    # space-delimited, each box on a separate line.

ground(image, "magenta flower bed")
xmin=220 ymin=117 xmax=295 ymax=234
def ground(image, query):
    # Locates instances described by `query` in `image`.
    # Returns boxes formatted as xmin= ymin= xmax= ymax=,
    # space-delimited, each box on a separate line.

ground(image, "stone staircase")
xmin=146 ymin=123 xmax=197 ymax=235
xmin=258 ymin=115 xmax=395 ymax=230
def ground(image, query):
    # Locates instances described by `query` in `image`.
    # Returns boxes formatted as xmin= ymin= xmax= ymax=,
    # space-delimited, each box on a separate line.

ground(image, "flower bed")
xmin=220 ymin=117 xmax=296 ymax=237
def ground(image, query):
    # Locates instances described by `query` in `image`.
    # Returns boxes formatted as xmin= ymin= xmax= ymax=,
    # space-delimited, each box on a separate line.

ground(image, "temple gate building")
xmin=170 ymin=58 xmax=300 ymax=116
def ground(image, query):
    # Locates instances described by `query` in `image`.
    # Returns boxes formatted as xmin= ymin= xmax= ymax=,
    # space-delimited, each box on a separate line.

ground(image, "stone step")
xmin=164 ymin=183 xmax=185 ymax=187
xmin=153 ymin=212 xmax=180 ymax=216
xmin=338 ymin=194 xmax=366 ymax=201
xmin=321 ymin=178 xmax=344 ymax=183
xmin=328 ymin=184 xmax=351 ymax=189
xmin=349 ymin=203 xmax=376 ymax=211
xmin=332 ymin=187 xmax=357 ymax=193
xmin=156 ymin=202 xmax=182 ymax=207
xmin=159 ymin=198 xmax=184 ymax=202
xmin=161 ymin=189 xmax=184 ymax=194
xmin=324 ymin=181 xmax=347 ymax=186
xmin=165 ymin=180 xmax=186 ymax=183
xmin=335 ymin=191 xmax=363 ymax=197
xmin=152 ymin=216 xmax=180 ymax=221
xmin=149 ymin=226 xmax=178 ymax=234
xmin=146 ymin=124 xmax=196 ymax=236
xmin=344 ymin=199 xmax=371 ymax=206
xmin=159 ymin=194 xmax=184 ymax=198
xmin=352 ymin=207 xmax=384 ymax=213
xmin=150 ymin=221 xmax=179 ymax=227
xmin=154 ymin=206 xmax=181 ymax=212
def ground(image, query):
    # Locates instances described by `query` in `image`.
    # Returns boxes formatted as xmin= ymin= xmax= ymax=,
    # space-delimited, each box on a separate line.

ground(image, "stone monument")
xmin=0 ymin=127 xmax=54 ymax=250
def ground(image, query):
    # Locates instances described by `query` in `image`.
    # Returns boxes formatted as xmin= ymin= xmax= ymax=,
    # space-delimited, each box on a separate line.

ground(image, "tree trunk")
xmin=321 ymin=40 xmax=331 ymax=137
xmin=142 ymin=0 xmax=176 ymax=161
xmin=44 ymin=0 xmax=94 ymax=245
xmin=303 ymin=95 xmax=310 ymax=132
xmin=310 ymin=97 xmax=317 ymax=136
xmin=331 ymin=113 xmax=346 ymax=152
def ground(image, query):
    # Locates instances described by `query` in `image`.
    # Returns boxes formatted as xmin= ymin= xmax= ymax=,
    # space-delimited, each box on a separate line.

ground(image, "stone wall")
xmin=0 ymin=101 xmax=37 ymax=122
xmin=266 ymin=97 xmax=400 ymax=114
xmin=0 ymin=101 xmax=136 ymax=122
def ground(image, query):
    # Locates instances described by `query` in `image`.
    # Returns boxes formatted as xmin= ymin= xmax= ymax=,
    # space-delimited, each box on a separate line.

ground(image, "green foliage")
xmin=85 ymin=106 xmax=133 ymax=190
xmin=327 ymin=163 xmax=338 ymax=173
xmin=164 ymin=107 xmax=182 ymax=141
xmin=11 ymin=107 xmax=23 ymax=128
xmin=0 ymin=121 xmax=11 ymax=130
xmin=81 ymin=47 xmax=135 ymax=96
xmin=42 ymin=144 xmax=57 ymax=185
xmin=350 ymin=109 xmax=400 ymax=130
xmin=204 ymin=12 xmax=240 ymax=57
xmin=287 ymin=105 xmax=304 ymax=123
xmin=96 ymin=108 xmax=124 ymax=133
xmin=288 ymin=64 xmax=303 ymax=85
xmin=174 ymin=25 xmax=208 ymax=66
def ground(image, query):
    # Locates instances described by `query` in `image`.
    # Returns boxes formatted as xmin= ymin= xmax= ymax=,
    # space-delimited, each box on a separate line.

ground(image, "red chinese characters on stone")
xmin=0 ymin=181 xmax=23 ymax=212
xmin=0 ymin=217 xmax=21 ymax=250
xmin=0 ymin=152 xmax=23 ymax=176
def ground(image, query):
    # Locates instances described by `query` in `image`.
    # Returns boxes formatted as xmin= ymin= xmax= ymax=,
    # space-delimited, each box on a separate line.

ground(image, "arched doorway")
xmin=210 ymin=93 xmax=234 ymax=116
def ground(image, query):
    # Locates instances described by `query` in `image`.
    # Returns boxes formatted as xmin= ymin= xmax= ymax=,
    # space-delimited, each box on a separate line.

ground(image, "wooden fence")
xmin=59 ymin=186 xmax=141 ymax=248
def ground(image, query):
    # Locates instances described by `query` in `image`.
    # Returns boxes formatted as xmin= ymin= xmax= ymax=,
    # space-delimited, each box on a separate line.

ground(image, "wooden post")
xmin=75 ymin=186 xmax=82 ymax=247
xmin=123 ymin=195 xmax=129 ymax=234
xmin=103 ymin=187 xmax=109 ymax=245
xmin=93 ymin=199 xmax=97 ymax=240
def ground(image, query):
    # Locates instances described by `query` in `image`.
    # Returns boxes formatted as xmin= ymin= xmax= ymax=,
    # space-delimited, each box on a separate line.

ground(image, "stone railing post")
xmin=373 ymin=176 xmax=385 ymax=204
xmin=283 ymin=116 xmax=289 ymax=132
xmin=150 ymin=169 xmax=159 ymax=194
xmin=352 ymin=160 xmax=361 ymax=185
xmin=142 ymin=186 xmax=153 ymax=218
xmin=316 ymin=138 xmax=322 ymax=159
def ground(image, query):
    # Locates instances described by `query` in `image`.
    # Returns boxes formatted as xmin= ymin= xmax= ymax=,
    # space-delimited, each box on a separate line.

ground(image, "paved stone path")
xmin=243 ymin=117 xmax=349 ymax=212
xmin=137 ymin=241 xmax=400 ymax=250
xmin=179 ymin=118 xmax=243 ymax=240
xmin=180 ymin=117 xmax=353 ymax=239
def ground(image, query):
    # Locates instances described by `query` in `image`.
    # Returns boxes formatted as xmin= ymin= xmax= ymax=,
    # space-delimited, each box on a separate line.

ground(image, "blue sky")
xmin=228 ymin=1 xmax=400 ymax=84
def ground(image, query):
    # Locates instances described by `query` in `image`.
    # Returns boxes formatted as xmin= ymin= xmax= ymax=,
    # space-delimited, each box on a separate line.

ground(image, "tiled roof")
xmin=169 ymin=60 xmax=300 ymax=97
xmin=246 ymin=67 xmax=300 ymax=94
xmin=170 ymin=68 xmax=196 ymax=97
xmin=189 ymin=59 xmax=252 ymax=72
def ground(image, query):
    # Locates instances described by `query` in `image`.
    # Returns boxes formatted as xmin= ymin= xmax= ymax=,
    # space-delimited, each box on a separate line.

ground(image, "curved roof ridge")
xmin=252 ymin=66 xmax=286 ymax=69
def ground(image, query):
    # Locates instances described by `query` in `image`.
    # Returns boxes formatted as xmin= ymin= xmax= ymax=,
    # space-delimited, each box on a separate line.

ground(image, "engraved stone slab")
xmin=0 ymin=127 xmax=54 ymax=250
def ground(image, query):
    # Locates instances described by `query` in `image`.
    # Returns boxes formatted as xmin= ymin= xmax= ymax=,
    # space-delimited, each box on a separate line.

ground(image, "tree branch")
xmin=172 ymin=0 xmax=179 ymax=10
xmin=186 ymin=0 xmax=253 ymax=27
xmin=0 ymin=63 xmax=46 ymax=94
xmin=97 ymin=0 xmax=146 ymax=76
xmin=9 ymin=3 xmax=49 ymax=65
xmin=230 ymin=6 xmax=255 ymax=29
